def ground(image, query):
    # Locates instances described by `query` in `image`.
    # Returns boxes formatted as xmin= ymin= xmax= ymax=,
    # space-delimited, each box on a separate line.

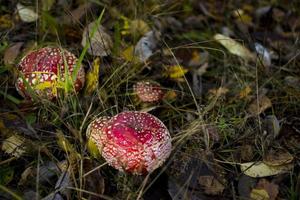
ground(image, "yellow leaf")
xmin=130 ymin=19 xmax=150 ymax=36
xmin=84 ymin=57 xmax=100 ymax=95
xmin=34 ymin=81 xmax=53 ymax=90
xmin=240 ymin=161 xmax=293 ymax=178
xmin=0 ymin=14 xmax=13 ymax=29
xmin=239 ymin=86 xmax=252 ymax=99
xmin=214 ymin=34 xmax=255 ymax=61
xmin=232 ymin=9 xmax=253 ymax=24
xmin=122 ymin=45 xmax=138 ymax=62
xmin=250 ymin=189 xmax=269 ymax=200
xmin=120 ymin=16 xmax=149 ymax=36
xmin=87 ymin=138 xmax=101 ymax=159
xmin=164 ymin=90 xmax=177 ymax=101
xmin=2 ymin=135 xmax=26 ymax=157
xmin=120 ymin=16 xmax=130 ymax=35
xmin=56 ymin=130 xmax=77 ymax=155
xmin=166 ymin=65 xmax=188 ymax=79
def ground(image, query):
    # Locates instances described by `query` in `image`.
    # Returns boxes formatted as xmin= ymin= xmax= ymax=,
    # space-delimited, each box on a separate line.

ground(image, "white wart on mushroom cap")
xmin=133 ymin=81 xmax=164 ymax=103
xmin=87 ymin=111 xmax=172 ymax=175
xmin=15 ymin=47 xmax=85 ymax=99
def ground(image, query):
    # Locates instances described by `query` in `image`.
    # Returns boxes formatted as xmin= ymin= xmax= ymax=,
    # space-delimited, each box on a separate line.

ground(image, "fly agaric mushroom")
xmin=87 ymin=111 xmax=172 ymax=175
xmin=15 ymin=47 xmax=85 ymax=99
xmin=133 ymin=81 xmax=164 ymax=103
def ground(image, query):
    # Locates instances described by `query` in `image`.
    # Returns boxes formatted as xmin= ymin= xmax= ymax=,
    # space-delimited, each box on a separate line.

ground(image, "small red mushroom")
xmin=15 ymin=47 xmax=85 ymax=99
xmin=87 ymin=111 xmax=172 ymax=175
xmin=133 ymin=81 xmax=164 ymax=103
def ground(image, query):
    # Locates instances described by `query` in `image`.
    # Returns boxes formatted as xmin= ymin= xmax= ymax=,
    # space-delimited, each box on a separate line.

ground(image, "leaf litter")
xmin=1 ymin=1 xmax=300 ymax=199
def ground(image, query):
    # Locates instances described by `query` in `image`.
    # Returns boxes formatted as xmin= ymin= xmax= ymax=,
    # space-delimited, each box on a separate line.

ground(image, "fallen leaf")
xmin=240 ymin=144 xmax=254 ymax=161
xmin=239 ymin=85 xmax=252 ymax=99
xmin=250 ymin=188 xmax=270 ymax=200
xmin=238 ymin=175 xmax=256 ymax=199
xmin=209 ymin=87 xmax=229 ymax=98
xmin=81 ymin=21 xmax=113 ymax=56
xmin=87 ymin=137 xmax=101 ymax=159
xmin=17 ymin=3 xmax=39 ymax=23
xmin=165 ymin=65 xmax=188 ymax=79
xmin=2 ymin=135 xmax=26 ymax=157
xmin=130 ymin=19 xmax=150 ymax=36
xmin=196 ymin=62 xmax=210 ymax=76
xmin=240 ymin=161 xmax=293 ymax=177
xmin=0 ymin=14 xmax=13 ymax=29
xmin=84 ymin=58 xmax=100 ymax=95
xmin=263 ymin=149 xmax=293 ymax=166
xmin=43 ymin=168 xmax=73 ymax=199
xmin=198 ymin=175 xmax=225 ymax=195
xmin=134 ymin=30 xmax=159 ymax=62
xmin=263 ymin=115 xmax=281 ymax=138
xmin=62 ymin=2 xmax=92 ymax=24
xmin=121 ymin=45 xmax=137 ymax=62
xmin=19 ymin=161 xmax=67 ymax=186
xmin=255 ymin=43 xmax=271 ymax=68
xmin=285 ymin=76 xmax=300 ymax=90
xmin=232 ymin=9 xmax=253 ymax=25
xmin=83 ymin=159 xmax=105 ymax=198
xmin=214 ymin=33 xmax=255 ymax=61
xmin=120 ymin=17 xmax=150 ymax=36
xmin=56 ymin=130 xmax=78 ymax=156
xmin=163 ymin=90 xmax=177 ymax=101
xmin=168 ymin=177 xmax=205 ymax=200
xmin=247 ymin=95 xmax=272 ymax=115
xmin=250 ymin=179 xmax=279 ymax=200
xmin=4 ymin=42 xmax=23 ymax=65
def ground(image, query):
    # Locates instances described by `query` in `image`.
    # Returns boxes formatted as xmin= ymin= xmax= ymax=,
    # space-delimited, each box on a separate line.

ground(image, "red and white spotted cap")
xmin=87 ymin=111 xmax=172 ymax=175
xmin=133 ymin=81 xmax=164 ymax=103
xmin=15 ymin=47 xmax=85 ymax=99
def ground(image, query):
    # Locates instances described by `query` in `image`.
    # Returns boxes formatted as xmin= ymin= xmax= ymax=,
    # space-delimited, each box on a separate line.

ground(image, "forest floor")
xmin=0 ymin=0 xmax=300 ymax=199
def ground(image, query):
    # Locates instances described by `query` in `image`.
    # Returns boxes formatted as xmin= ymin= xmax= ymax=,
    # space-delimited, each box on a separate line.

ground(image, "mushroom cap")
xmin=133 ymin=81 xmax=164 ymax=103
xmin=15 ymin=47 xmax=85 ymax=99
xmin=87 ymin=111 xmax=172 ymax=175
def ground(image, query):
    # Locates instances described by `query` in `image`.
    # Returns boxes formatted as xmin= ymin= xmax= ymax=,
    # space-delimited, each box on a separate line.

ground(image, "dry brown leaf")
xmin=81 ymin=21 xmax=113 ymax=56
xmin=247 ymin=95 xmax=272 ymax=115
xmin=209 ymin=87 xmax=229 ymax=97
xmin=4 ymin=42 xmax=23 ymax=65
xmin=240 ymin=144 xmax=254 ymax=161
xmin=198 ymin=175 xmax=225 ymax=195
xmin=250 ymin=179 xmax=278 ymax=200
xmin=263 ymin=149 xmax=293 ymax=166
xmin=63 ymin=3 xmax=92 ymax=24
xmin=83 ymin=159 xmax=105 ymax=197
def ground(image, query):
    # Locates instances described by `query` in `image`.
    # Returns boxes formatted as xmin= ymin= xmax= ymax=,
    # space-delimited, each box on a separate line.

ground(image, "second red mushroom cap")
xmin=87 ymin=111 xmax=172 ymax=175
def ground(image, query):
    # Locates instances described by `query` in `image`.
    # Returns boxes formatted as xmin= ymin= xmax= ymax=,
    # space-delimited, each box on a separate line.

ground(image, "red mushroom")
xmin=133 ymin=81 xmax=164 ymax=103
xmin=15 ymin=47 xmax=85 ymax=99
xmin=87 ymin=111 xmax=172 ymax=175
